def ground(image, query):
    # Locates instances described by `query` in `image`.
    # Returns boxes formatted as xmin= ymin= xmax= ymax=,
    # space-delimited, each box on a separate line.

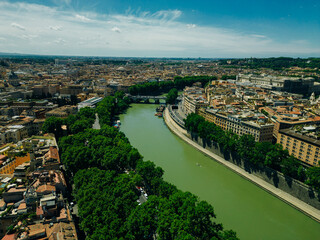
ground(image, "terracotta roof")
xmin=312 ymin=116 xmax=320 ymax=121
xmin=36 ymin=206 xmax=44 ymax=216
xmin=18 ymin=202 xmax=27 ymax=210
xmin=0 ymin=199 xmax=5 ymax=208
xmin=1 ymin=234 xmax=16 ymax=240
xmin=46 ymin=146 xmax=60 ymax=162
xmin=7 ymin=188 xmax=26 ymax=193
xmin=36 ymin=184 xmax=56 ymax=193
xmin=28 ymin=224 xmax=46 ymax=238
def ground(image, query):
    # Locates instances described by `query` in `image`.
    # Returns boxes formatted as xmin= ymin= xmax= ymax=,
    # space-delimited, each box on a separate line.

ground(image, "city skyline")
xmin=1 ymin=0 xmax=319 ymax=57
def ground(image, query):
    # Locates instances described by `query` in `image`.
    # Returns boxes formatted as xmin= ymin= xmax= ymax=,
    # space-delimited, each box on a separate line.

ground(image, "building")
xmin=237 ymin=74 xmax=320 ymax=95
xmin=199 ymin=108 xmax=274 ymax=142
xmin=0 ymin=125 xmax=28 ymax=145
xmin=0 ymin=153 xmax=31 ymax=175
xmin=182 ymin=86 xmax=209 ymax=115
xmin=45 ymin=105 xmax=77 ymax=118
xmin=77 ymin=96 xmax=103 ymax=110
xmin=277 ymin=127 xmax=320 ymax=166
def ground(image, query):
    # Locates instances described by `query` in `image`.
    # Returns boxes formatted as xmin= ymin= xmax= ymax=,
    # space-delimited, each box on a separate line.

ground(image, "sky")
xmin=0 ymin=0 xmax=319 ymax=58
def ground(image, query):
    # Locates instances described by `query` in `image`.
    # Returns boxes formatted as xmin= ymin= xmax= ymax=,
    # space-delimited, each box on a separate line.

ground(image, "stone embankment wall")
xmin=188 ymin=131 xmax=320 ymax=210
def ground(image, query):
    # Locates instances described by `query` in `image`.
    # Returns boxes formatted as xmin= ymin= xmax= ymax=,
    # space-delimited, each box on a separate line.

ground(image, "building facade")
xmin=277 ymin=129 xmax=320 ymax=166
xmin=199 ymin=108 xmax=274 ymax=142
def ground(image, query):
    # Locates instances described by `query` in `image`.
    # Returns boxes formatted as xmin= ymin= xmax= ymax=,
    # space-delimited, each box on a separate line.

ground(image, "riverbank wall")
xmin=189 ymin=132 xmax=320 ymax=210
xmin=164 ymin=107 xmax=320 ymax=222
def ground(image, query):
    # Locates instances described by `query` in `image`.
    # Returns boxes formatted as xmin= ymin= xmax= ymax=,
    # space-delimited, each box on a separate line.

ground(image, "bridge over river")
xmin=128 ymin=95 xmax=182 ymax=104
xmin=128 ymin=95 xmax=166 ymax=104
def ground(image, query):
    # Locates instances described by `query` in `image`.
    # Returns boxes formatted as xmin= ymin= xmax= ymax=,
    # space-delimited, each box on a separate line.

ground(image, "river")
xmin=120 ymin=104 xmax=320 ymax=240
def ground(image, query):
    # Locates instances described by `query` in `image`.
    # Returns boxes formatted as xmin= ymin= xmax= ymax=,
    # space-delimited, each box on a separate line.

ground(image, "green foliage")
xmin=166 ymin=88 xmax=178 ymax=104
xmin=73 ymin=168 xmax=139 ymax=239
xmin=14 ymin=151 xmax=28 ymax=157
xmin=136 ymin=161 xmax=164 ymax=193
xmin=0 ymin=60 xmax=9 ymax=67
xmin=59 ymin=127 xmax=140 ymax=176
xmin=58 ymin=91 xmax=238 ymax=240
xmin=218 ymin=57 xmax=320 ymax=70
xmin=221 ymin=75 xmax=236 ymax=80
xmin=129 ymin=76 xmax=217 ymax=96
xmin=156 ymin=191 xmax=223 ymax=240
xmin=261 ymin=109 xmax=269 ymax=116
xmin=306 ymin=167 xmax=320 ymax=191
xmin=184 ymin=112 xmax=312 ymax=186
xmin=174 ymin=76 xmax=217 ymax=90
xmin=95 ymin=92 xmax=130 ymax=125
xmin=42 ymin=116 xmax=63 ymax=138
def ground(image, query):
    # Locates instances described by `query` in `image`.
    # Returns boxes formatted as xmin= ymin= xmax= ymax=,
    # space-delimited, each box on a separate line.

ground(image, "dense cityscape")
xmin=1 ymin=0 xmax=320 ymax=239
xmin=0 ymin=56 xmax=319 ymax=239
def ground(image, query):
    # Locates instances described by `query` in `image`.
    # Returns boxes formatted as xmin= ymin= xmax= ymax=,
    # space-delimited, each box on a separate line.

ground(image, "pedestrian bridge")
xmin=129 ymin=95 xmax=167 ymax=100
xmin=128 ymin=95 xmax=167 ymax=104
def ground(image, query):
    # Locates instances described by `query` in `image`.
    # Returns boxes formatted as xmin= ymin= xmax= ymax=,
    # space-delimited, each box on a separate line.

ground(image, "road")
xmin=92 ymin=113 xmax=101 ymax=129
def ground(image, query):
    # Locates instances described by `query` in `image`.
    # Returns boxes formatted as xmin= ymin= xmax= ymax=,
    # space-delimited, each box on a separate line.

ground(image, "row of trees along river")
xmin=184 ymin=113 xmax=320 ymax=191
xmin=43 ymin=91 xmax=239 ymax=239
xmin=120 ymin=104 xmax=320 ymax=240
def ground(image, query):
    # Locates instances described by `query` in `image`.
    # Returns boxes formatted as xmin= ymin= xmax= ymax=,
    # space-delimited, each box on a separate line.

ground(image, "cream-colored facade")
xmin=182 ymin=86 xmax=209 ymax=115
xmin=277 ymin=129 xmax=320 ymax=166
xmin=198 ymin=108 xmax=274 ymax=142
xmin=0 ymin=125 xmax=28 ymax=144
xmin=183 ymin=94 xmax=208 ymax=115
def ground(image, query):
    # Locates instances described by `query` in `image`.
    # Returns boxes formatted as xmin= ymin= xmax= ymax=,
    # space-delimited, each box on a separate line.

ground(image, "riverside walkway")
xmin=163 ymin=107 xmax=320 ymax=222
xmin=92 ymin=113 xmax=101 ymax=130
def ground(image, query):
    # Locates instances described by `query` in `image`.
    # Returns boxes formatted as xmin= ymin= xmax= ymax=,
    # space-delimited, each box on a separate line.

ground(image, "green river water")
xmin=120 ymin=104 xmax=320 ymax=240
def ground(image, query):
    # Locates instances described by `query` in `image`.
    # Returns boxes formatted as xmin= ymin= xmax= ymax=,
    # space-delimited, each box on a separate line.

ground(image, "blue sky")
xmin=0 ymin=0 xmax=319 ymax=57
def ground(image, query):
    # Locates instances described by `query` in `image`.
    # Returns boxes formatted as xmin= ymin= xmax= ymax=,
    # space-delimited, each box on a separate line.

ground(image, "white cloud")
xmin=11 ymin=22 xmax=26 ymax=31
xmin=53 ymin=0 xmax=71 ymax=6
xmin=112 ymin=27 xmax=121 ymax=33
xmin=0 ymin=1 xmax=318 ymax=57
xmin=21 ymin=34 xmax=38 ymax=40
xmin=152 ymin=10 xmax=182 ymax=21
xmin=49 ymin=26 xmax=62 ymax=31
xmin=186 ymin=24 xmax=196 ymax=29
xmin=54 ymin=38 xmax=66 ymax=44
xmin=75 ymin=14 xmax=91 ymax=22
xmin=251 ymin=34 xmax=267 ymax=38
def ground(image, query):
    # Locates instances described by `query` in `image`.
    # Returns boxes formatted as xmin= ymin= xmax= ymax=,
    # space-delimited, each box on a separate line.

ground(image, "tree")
xmin=306 ymin=167 xmax=320 ymax=191
xmin=166 ymin=88 xmax=178 ymax=104
xmin=236 ymin=135 xmax=255 ymax=162
xmin=136 ymin=161 xmax=164 ymax=191
xmin=42 ymin=116 xmax=63 ymax=138
xmin=126 ymin=196 xmax=159 ymax=239
xmin=156 ymin=191 xmax=231 ymax=240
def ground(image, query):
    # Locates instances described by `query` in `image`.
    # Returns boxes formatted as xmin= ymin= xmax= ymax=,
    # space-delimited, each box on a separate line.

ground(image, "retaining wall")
xmin=188 ymin=131 xmax=320 ymax=210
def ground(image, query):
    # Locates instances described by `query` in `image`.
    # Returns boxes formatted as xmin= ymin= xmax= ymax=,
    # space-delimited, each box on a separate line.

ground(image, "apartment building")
xmin=182 ymin=86 xmax=209 ymax=115
xmin=45 ymin=105 xmax=77 ymax=118
xmin=0 ymin=125 xmax=28 ymax=144
xmin=238 ymin=74 xmax=320 ymax=95
xmin=277 ymin=128 xmax=320 ymax=166
xmin=199 ymin=108 xmax=274 ymax=142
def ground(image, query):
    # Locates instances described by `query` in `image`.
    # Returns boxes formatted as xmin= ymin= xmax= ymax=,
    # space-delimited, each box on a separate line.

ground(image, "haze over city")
xmin=1 ymin=0 xmax=319 ymax=57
